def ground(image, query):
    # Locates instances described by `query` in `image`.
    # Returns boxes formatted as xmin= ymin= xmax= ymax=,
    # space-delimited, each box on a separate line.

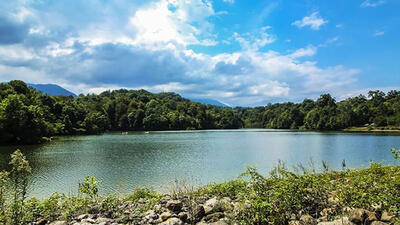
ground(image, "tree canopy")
xmin=0 ymin=80 xmax=399 ymax=144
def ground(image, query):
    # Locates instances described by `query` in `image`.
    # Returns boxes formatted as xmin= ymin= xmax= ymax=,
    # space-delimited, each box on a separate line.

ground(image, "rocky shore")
xmin=30 ymin=193 xmax=396 ymax=225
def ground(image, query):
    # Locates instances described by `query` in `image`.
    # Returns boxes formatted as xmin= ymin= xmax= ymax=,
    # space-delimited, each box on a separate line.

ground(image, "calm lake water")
xmin=0 ymin=129 xmax=399 ymax=197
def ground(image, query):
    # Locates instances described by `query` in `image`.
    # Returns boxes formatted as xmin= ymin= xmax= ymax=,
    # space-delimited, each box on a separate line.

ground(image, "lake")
xmin=0 ymin=129 xmax=399 ymax=197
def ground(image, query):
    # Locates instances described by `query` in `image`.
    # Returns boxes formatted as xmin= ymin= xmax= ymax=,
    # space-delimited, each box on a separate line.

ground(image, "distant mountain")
xmin=28 ymin=83 xmax=77 ymax=97
xmin=190 ymin=98 xmax=229 ymax=107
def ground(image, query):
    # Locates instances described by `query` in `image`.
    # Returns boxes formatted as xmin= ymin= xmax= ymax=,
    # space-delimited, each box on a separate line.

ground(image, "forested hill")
xmin=0 ymin=80 xmax=242 ymax=144
xmin=0 ymin=80 xmax=399 ymax=144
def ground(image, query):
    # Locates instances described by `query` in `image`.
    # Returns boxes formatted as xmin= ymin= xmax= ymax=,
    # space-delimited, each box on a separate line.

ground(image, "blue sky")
xmin=0 ymin=0 xmax=399 ymax=106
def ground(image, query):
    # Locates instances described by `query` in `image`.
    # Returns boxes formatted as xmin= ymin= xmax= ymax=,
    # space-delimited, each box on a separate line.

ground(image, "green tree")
xmin=9 ymin=150 xmax=31 ymax=225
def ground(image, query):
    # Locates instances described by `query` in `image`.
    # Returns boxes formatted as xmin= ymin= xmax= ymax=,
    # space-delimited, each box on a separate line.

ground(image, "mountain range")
xmin=28 ymin=83 xmax=229 ymax=107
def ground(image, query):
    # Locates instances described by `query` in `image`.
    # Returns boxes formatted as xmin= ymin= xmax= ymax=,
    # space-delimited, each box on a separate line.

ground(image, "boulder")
xmin=210 ymin=220 xmax=229 ymax=225
xmin=194 ymin=205 xmax=206 ymax=221
xmin=161 ymin=211 xmax=173 ymax=221
xmin=317 ymin=217 xmax=353 ymax=225
xmin=349 ymin=209 xmax=366 ymax=224
xmin=96 ymin=217 xmax=114 ymax=224
xmin=380 ymin=211 xmax=395 ymax=222
xmin=166 ymin=200 xmax=183 ymax=213
xmin=300 ymin=215 xmax=317 ymax=225
xmin=204 ymin=197 xmax=222 ymax=215
xmin=159 ymin=217 xmax=183 ymax=225
xmin=370 ymin=222 xmax=389 ymax=225
xmin=49 ymin=221 xmax=67 ymax=225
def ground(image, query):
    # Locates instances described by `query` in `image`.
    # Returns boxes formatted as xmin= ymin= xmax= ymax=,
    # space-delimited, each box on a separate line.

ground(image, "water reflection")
xmin=0 ymin=129 xmax=399 ymax=197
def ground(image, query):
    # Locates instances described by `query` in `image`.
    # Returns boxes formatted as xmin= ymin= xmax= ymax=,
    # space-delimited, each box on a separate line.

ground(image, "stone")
xmin=365 ymin=211 xmax=378 ymax=222
xmin=288 ymin=221 xmax=303 ymax=225
xmin=320 ymin=208 xmax=335 ymax=218
xmin=210 ymin=220 xmax=229 ymax=225
xmin=300 ymin=215 xmax=317 ymax=225
xmin=178 ymin=212 xmax=188 ymax=222
xmin=317 ymin=217 xmax=353 ymax=225
xmin=204 ymin=212 xmax=224 ymax=222
xmin=204 ymin=197 xmax=222 ymax=215
xmin=81 ymin=218 xmax=96 ymax=224
xmin=96 ymin=217 xmax=114 ymax=224
xmin=36 ymin=219 xmax=47 ymax=225
xmin=370 ymin=222 xmax=389 ymax=225
xmin=161 ymin=211 xmax=173 ymax=221
xmin=49 ymin=221 xmax=67 ymax=225
xmin=194 ymin=205 xmax=206 ymax=221
xmin=166 ymin=200 xmax=183 ymax=213
xmin=349 ymin=208 xmax=366 ymax=224
xmin=380 ymin=211 xmax=395 ymax=222
xmin=77 ymin=214 xmax=89 ymax=221
xmin=159 ymin=217 xmax=183 ymax=225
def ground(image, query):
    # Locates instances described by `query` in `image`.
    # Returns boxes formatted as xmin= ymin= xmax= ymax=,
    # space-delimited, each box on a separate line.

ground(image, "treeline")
xmin=0 ymin=80 xmax=242 ymax=144
xmin=0 ymin=80 xmax=399 ymax=144
xmin=237 ymin=91 xmax=400 ymax=130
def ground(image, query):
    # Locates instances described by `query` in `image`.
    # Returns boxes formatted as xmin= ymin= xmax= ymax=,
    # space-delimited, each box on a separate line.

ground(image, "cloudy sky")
xmin=0 ymin=0 xmax=399 ymax=106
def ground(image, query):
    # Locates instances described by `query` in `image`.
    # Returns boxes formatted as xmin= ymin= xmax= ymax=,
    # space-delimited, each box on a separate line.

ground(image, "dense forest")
xmin=0 ymin=80 xmax=399 ymax=144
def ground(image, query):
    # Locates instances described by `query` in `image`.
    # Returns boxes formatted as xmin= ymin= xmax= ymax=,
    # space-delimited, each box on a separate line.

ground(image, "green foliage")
xmin=238 ymin=90 xmax=400 ymax=131
xmin=9 ymin=150 xmax=32 ymax=225
xmin=0 ymin=171 xmax=9 ymax=224
xmin=392 ymin=148 xmax=400 ymax=160
xmin=78 ymin=176 xmax=100 ymax=200
xmin=197 ymin=160 xmax=400 ymax=225
xmin=0 ymin=80 xmax=244 ymax=144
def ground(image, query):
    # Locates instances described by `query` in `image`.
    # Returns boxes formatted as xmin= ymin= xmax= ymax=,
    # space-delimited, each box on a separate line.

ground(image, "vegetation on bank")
xmin=0 ymin=149 xmax=399 ymax=224
xmin=1 ymin=80 xmax=400 ymax=144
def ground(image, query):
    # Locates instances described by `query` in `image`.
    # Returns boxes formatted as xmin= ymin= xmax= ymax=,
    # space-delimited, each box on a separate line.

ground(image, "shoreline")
xmin=1 ymin=161 xmax=399 ymax=224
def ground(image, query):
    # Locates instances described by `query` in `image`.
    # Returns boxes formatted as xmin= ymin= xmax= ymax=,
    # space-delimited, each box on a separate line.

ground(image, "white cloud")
xmin=130 ymin=0 xmax=218 ymax=49
xmin=248 ymin=81 xmax=290 ymax=97
xmin=233 ymin=27 xmax=275 ymax=51
xmin=292 ymin=12 xmax=328 ymax=30
xmin=223 ymin=0 xmax=234 ymax=3
xmin=289 ymin=45 xmax=317 ymax=58
xmin=361 ymin=0 xmax=386 ymax=8
xmin=0 ymin=0 xmax=362 ymax=106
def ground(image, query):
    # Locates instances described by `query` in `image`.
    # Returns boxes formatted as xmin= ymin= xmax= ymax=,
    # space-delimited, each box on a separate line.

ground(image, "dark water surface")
xmin=0 ymin=129 xmax=399 ymax=197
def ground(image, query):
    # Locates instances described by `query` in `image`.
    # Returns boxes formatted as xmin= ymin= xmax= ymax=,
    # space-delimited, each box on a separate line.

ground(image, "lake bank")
xmin=2 ymin=163 xmax=399 ymax=225
xmin=343 ymin=126 xmax=400 ymax=133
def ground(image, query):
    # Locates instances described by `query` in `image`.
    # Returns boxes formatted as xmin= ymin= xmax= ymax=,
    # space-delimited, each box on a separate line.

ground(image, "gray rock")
xmin=77 ymin=214 xmax=89 ymax=221
xmin=194 ymin=205 xmax=206 ymax=221
xmin=300 ymin=215 xmax=317 ymax=225
xmin=349 ymin=209 xmax=366 ymax=224
xmin=380 ymin=211 xmax=395 ymax=222
xmin=178 ymin=212 xmax=188 ymax=222
xmin=159 ymin=217 xmax=183 ymax=225
xmin=166 ymin=200 xmax=183 ymax=213
xmin=49 ymin=221 xmax=67 ymax=225
xmin=317 ymin=217 xmax=353 ymax=225
xmin=81 ymin=218 xmax=96 ymax=224
xmin=371 ymin=222 xmax=389 ymax=225
xmin=210 ymin=221 xmax=229 ymax=225
xmin=96 ymin=217 xmax=114 ymax=224
xmin=161 ymin=211 xmax=173 ymax=221
xmin=204 ymin=197 xmax=222 ymax=215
